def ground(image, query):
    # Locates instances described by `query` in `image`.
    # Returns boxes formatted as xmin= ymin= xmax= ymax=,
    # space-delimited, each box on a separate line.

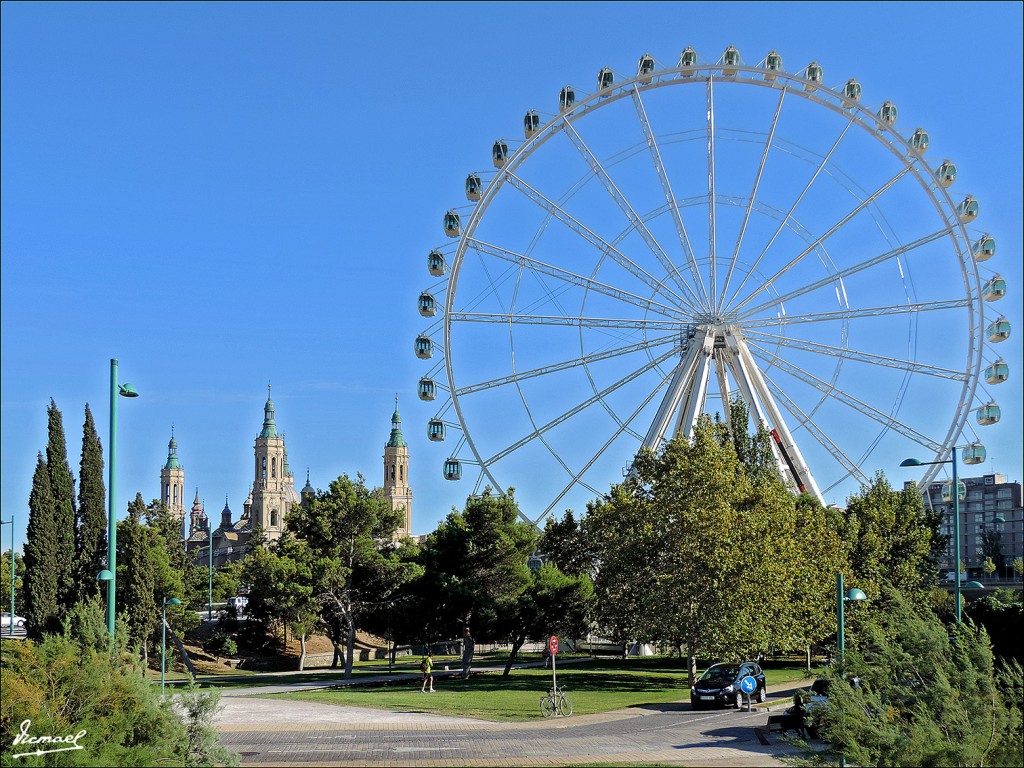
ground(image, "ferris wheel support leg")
xmin=715 ymin=360 xmax=733 ymax=419
xmin=720 ymin=338 xmax=803 ymax=494
xmin=676 ymin=342 xmax=714 ymax=440
xmin=641 ymin=331 xmax=712 ymax=453
xmin=729 ymin=335 xmax=825 ymax=503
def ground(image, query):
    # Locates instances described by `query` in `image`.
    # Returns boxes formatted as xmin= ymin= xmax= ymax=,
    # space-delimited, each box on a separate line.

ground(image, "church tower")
xmin=383 ymin=397 xmax=413 ymax=536
xmin=250 ymin=385 xmax=292 ymax=542
xmin=161 ymin=427 xmax=186 ymax=532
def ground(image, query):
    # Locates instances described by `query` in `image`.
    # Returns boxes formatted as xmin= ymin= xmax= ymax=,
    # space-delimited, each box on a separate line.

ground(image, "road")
xmin=216 ymin=691 xmax=805 ymax=766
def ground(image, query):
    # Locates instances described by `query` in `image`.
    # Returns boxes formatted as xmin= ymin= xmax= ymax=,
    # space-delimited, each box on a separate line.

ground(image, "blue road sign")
xmin=740 ymin=675 xmax=757 ymax=694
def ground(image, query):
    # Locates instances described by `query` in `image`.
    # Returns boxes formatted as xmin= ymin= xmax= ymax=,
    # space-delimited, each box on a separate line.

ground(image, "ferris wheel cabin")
xmin=877 ymin=101 xmax=898 ymax=128
xmin=976 ymin=403 xmax=1001 ymax=426
xmin=803 ymin=61 xmax=823 ymax=91
xmin=559 ymin=85 xmax=576 ymax=112
xmin=417 ymin=377 xmax=436 ymax=402
xmin=982 ymin=276 xmax=1007 ymax=302
xmin=956 ymin=195 xmax=979 ymax=223
xmin=465 ymin=173 xmax=482 ymax=201
xmin=598 ymin=66 xmax=615 ymax=91
xmin=428 ymin=419 xmax=446 ymax=442
xmin=418 ymin=292 xmax=436 ymax=317
xmin=843 ymin=79 xmax=862 ymax=104
xmin=443 ymin=210 xmax=461 ymax=237
xmin=524 ymin=110 xmax=541 ymax=138
xmin=962 ymin=443 xmax=987 ymax=465
xmin=414 ymin=336 xmax=433 ymax=360
xmin=443 ymin=458 xmax=462 ymax=481
xmin=637 ymin=53 xmax=656 ymax=82
xmin=986 ymin=317 xmax=1011 ymax=343
xmin=763 ymin=50 xmax=783 ymax=81
xmin=942 ymin=480 xmax=967 ymax=502
xmin=972 ymin=234 xmax=996 ymax=262
xmin=492 ymin=140 xmax=509 ymax=168
xmin=909 ymin=128 xmax=930 ymax=154
xmin=678 ymin=46 xmax=698 ymax=72
xmin=427 ymin=249 xmax=446 ymax=276
xmin=936 ymin=160 xmax=957 ymax=188
xmin=984 ymin=360 xmax=1009 ymax=385
xmin=721 ymin=45 xmax=740 ymax=75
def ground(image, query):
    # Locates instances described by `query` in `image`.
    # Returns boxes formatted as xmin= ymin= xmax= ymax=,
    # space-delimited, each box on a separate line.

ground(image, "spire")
xmin=221 ymin=495 xmax=232 ymax=528
xmin=260 ymin=383 xmax=278 ymax=438
xmin=386 ymin=394 xmax=406 ymax=448
xmin=164 ymin=425 xmax=182 ymax=470
xmin=302 ymin=467 xmax=315 ymax=497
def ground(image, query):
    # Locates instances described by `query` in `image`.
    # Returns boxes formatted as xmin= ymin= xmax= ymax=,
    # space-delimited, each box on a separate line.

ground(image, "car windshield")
xmin=700 ymin=665 xmax=739 ymax=682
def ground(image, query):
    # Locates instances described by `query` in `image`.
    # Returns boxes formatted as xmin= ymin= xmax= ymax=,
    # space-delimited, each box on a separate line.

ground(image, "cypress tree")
xmin=119 ymin=494 xmax=158 ymax=657
xmin=75 ymin=404 xmax=107 ymax=603
xmin=23 ymin=453 xmax=59 ymax=636
xmin=46 ymin=399 xmax=77 ymax=610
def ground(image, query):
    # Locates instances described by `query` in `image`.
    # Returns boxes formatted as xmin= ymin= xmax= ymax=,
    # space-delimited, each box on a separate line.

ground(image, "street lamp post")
xmin=835 ymin=573 xmax=866 ymax=768
xmin=106 ymin=359 xmax=139 ymax=644
xmin=901 ymin=448 xmax=964 ymax=622
xmin=161 ymin=597 xmax=182 ymax=695
xmin=1 ymin=517 xmax=13 ymax=636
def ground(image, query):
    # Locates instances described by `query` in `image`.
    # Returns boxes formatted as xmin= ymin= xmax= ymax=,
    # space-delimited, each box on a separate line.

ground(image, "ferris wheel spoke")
xmin=483 ymin=345 xmax=680 ymax=466
xmin=467 ymin=238 xmax=684 ymax=319
xmin=756 ymin=369 xmax=872 ymax=488
xmin=725 ymin=119 xmax=855 ymax=309
xmin=449 ymin=311 xmax=684 ymax=332
xmin=742 ymin=298 xmax=970 ymax=330
xmin=706 ymin=76 xmax=719 ymax=310
xmin=504 ymin=171 xmax=690 ymax=309
xmin=747 ymin=342 xmax=943 ymax=452
xmin=737 ymin=226 xmax=955 ymax=320
xmin=560 ymin=120 xmax=705 ymax=313
xmin=744 ymin=329 xmax=969 ymax=381
xmin=630 ymin=84 xmax=709 ymax=309
xmin=720 ymin=88 xmax=786 ymax=309
xmin=731 ymin=166 xmax=914 ymax=314
xmin=536 ymin=360 xmax=681 ymax=524
xmin=455 ymin=335 xmax=678 ymax=397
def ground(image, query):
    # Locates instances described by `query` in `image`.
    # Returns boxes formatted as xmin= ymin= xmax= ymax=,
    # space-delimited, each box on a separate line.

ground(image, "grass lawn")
xmin=269 ymin=657 xmax=814 ymax=722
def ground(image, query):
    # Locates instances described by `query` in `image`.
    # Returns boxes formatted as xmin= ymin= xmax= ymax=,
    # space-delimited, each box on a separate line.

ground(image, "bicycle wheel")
xmin=540 ymin=696 xmax=556 ymax=718
xmin=557 ymin=694 xmax=573 ymax=717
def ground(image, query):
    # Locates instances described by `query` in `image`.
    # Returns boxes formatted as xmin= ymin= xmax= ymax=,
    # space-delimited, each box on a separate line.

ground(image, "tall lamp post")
xmin=106 ymin=359 xmax=139 ymax=644
xmin=836 ymin=573 xmax=866 ymax=768
xmin=1 ymin=517 xmax=13 ymax=636
xmin=901 ymin=449 xmax=964 ymax=622
xmin=161 ymin=597 xmax=182 ymax=695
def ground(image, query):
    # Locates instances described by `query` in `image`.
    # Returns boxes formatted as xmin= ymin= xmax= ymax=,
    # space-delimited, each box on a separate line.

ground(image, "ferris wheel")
xmin=415 ymin=46 xmax=1010 ymax=528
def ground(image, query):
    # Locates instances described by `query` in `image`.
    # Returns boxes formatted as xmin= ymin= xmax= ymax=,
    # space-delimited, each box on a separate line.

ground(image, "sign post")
xmin=549 ymin=635 xmax=559 ymax=692
xmin=739 ymin=675 xmax=757 ymax=711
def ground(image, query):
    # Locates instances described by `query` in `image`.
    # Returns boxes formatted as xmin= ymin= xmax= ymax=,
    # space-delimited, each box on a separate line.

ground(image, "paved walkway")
xmin=215 ymin=672 xmax=815 ymax=766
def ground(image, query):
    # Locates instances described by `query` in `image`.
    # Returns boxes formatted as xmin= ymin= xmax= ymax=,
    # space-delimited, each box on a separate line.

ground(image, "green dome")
xmin=163 ymin=430 xmax=182 ymax=470
xmin=259 ymin=386 xmax=278 ymax=439
xmin=387 ymin=397 xmax=406 ymax=448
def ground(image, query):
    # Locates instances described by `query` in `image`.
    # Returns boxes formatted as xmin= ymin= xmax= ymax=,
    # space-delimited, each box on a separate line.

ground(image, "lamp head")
xmin=165 ymin=597 xmax=182 ymax=606
xmin=119 ymin=383 xmax=139 ymax=398
xmin=964 ymin=581 xmax=985 ymax=590
xmin=845 ymin=588 xmax=868 ymax=602
xmin=97 ymin=569 xmax=114 ymax=581
xmin=900 ymin=458 xmax=924 ymax=467
xmin=994 ymin=515 xmax=1007 ymax=524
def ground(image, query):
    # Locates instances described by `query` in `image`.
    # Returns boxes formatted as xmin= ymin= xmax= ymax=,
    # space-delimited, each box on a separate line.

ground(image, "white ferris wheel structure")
xmin=414 ymin=46 xmax=1011 ymax=529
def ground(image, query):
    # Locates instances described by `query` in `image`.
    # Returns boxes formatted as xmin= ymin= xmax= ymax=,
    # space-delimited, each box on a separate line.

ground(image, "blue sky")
xmin=2 ymin=2 xmax=1022 ymax=550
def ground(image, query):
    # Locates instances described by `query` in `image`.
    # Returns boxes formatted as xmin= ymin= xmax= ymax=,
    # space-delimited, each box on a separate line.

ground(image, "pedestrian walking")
xmin=420 ymin=652 xmax=435 ymax=692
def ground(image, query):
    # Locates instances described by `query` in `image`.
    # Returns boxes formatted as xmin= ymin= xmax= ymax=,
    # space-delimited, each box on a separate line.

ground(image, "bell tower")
xmin=251 ymin=384 xmax=290 ymax=541
xmin=160 ymin=426 xmax=186 ymax=534
xmin=383 ymin=396 xmax=413 ymax=537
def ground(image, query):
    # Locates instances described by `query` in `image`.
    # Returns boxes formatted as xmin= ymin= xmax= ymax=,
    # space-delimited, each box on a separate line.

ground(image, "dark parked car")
xmin=691 ymin=662 xmax=767 ymax=709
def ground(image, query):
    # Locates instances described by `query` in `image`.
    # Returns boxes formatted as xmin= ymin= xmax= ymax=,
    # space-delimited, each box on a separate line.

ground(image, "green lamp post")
xmin=106 ymin=359 xmax=139 ymax=645
xmin=161 ymin=597 xmax=182 ymax=695
xmin=836 ymin=573 xmax=866 ymax=768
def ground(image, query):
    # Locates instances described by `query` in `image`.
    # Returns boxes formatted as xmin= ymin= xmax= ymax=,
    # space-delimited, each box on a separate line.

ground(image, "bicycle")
xmin=540 ymin=684 xmax=573 ymax=717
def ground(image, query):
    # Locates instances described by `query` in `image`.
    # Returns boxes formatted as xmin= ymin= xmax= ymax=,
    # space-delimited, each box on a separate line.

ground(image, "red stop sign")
xmin=549 ymin=635 xmax=559 ymax=655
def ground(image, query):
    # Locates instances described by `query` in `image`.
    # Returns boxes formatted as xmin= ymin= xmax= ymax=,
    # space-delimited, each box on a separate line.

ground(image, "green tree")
xmin=0 ymin=549 xmax=25 ymax=616
xmin=46 ymin=399 xmax=77 ymax=611
xmin=74 ymin=404 xmax=107 ymax=603
xmin=284 ymin=474 xmax=422 ymax=676
xmin=980 ymin=526 xmax=1006 ymax=573
xmin=838 ymin=472 xmax=939 ymax=604
xmin=805 ymin=588 xmax=1021 ymax=768
xmin=497 ymin=563 xmax=595 ymax=675
xmin=419 ymin=489 xmax=535 ymax=677
xmin=586 ymin=417 xmax=839 ymax=685
xmin=966 ymin=588 xmax=1024 ymax=663
xmin=538 ymin=510 xmax=593 ymax=578
xmin=23 ymin=453 xmax=60 ymax=637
